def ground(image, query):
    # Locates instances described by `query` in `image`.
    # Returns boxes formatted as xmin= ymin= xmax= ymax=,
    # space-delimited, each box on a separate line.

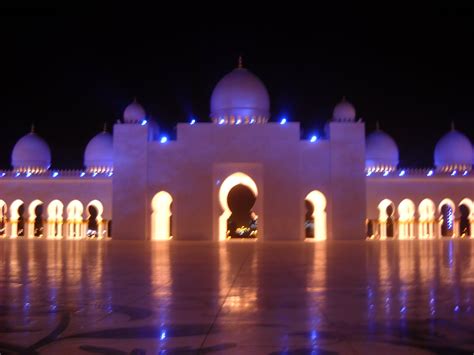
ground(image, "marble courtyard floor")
xmin=0 ymin=240 xmax=473 ymax=354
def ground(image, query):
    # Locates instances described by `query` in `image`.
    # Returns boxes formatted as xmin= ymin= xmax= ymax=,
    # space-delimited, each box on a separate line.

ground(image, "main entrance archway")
xmin=218 ymin=172 xmax=258 ymax=241
xmin=151 ymin=191 xmax=173 ymax=240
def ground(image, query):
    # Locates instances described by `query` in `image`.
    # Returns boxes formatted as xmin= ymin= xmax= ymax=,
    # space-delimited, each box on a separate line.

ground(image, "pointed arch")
xmin=398 ymin=199 xmax=415 ymax=239
xmin=218 ymin=172 xmax=258 ymax=241
xmin=67 ymin=200 xmax=84 ymax=238
xmin=438 ymin=198 xmax=455 ymax=237
xmin=9 ymin=199 xmax=24 ymax=238
xmin=378 ymin=199 xmax=395 ymax=239
xmin=151 ymin=191 xmax=173 ymax=240
xmin=86 ymin=200 xmax=104 ymax=238
xmin=458 ymin=198 xmax=473 ymax=237
xmin=28 ymin=199 xmax=44 ymax=238
xmin=418 ymin=198 xmax=435 ymax=238
xmin=305 ymin=190 xmax=327 ymax=241
xmin=47 ymin=200 xmax=64 ymax=238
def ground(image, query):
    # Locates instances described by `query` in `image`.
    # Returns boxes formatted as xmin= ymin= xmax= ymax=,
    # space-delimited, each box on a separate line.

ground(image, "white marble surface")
xmin=0 ymin=239 xmax=473 ymax=354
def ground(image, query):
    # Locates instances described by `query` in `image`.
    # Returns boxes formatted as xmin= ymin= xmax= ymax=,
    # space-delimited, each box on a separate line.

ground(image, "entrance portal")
xmin=218 ymin=172 xmax=258 ymax=241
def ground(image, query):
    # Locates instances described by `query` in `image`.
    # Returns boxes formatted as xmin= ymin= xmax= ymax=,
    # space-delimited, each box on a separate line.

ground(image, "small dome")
xmin=210 ymin=60 xmax=270 ymax=124
xmin=434 ymin=126 xmax=472 ymax=172
xmin=12 ymin=131 xmax=51 ymax=172
xmin=366 ymin=126 xmax=399 ymax=172
xmin=84 ymin=131 xmax=113 ymax=172
xmin=123 ymin=99 xmax=146 ymax=123
xmin=332 ymin=97 xmax=356 ymax=122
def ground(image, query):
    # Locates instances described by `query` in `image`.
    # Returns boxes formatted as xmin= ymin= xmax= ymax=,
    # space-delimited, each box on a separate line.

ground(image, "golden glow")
xmin=28 ymin=199 xmax=44 ymax=238
xmin=87 ymin=200 xmax=105 ymax=238
xmin=398 ymin=199 xmax=415 ymax=239
xmin=47 ymin=200 xmax=64 ymax=239
xmin=418 ymin=198 xmax=435 ymax=239
xmin=151 ymin=191 xmax=173 ymax=240
xmin=377 ymin=199 xmax=394 ymax=239
xmin=67 ymin=200 xmax=84 ymax=238
xmin=305 ymin=190 xmax=327 ymax=241
xmin=218 ymin=172 xmax=258 ymax=241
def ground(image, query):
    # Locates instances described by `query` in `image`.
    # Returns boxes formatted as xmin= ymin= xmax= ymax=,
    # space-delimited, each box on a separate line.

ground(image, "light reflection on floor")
xmin=0 ymin=239 xmax=473 ymax=354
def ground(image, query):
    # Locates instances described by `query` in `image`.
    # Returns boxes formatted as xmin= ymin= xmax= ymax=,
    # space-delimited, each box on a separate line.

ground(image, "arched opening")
xmin=439 ymin=199 xmax=455 ymax=237
xmin=459 ymin=198 xmax=473 ymax=237
xmin=398 ymin=199 xmax=415 ymax=239
xmin=67 ymin=200 xmax=84 ymax=238
xmin=47 ymin=200 xmax=64 ymax=238
xmin=378 ymin=199 xmax=395 ymax=239
xmin=86 ymin=200 xmax=104 ymax=238
xmin=418 ymin=199 xmax=435 ymax=238
xmin=218 ymin=172 xmax=258 ymax=241
xmin=10 ymin=200 xmax=24 ymax=238
xmin=0 ymin=200 xmax=7 ymax=237
xmin=151 ymin=191 xmax=173 ymax=240
xmin=28 ymin=200 xmax=44 ymax=238
xmin=226 ymin=184 xmax=257 ymax=238
xmin=305 ymin=190 xmax=327 ymax=241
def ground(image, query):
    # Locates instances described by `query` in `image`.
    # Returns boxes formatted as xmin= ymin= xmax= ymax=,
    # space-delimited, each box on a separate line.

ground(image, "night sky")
xmin=0 ymin=6 xmax=473 ymax=169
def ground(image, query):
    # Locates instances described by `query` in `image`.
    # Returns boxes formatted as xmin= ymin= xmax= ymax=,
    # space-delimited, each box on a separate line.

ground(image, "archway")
xmin=459 ymin=198 xmax=473 ymax=237
xmin=218 ymin=172 xmax=258 ymax=241
xmin=305 ymin=190 xmax=327 ymax=241
xmin=226 ymin=184 xmax=257 ymax=238
xmin=378 ymin=199 xmax=395 ymax=239
xmin=0 ymin=200 xmax=7 ymax=237
xmin=67 ymin=200 xmax=84 ymax=238
xmin=47 ymin=200 xmax=64 ymax=238
xmin=86 ymin=200 xmax=104 ymax=238
xmin=151 ymin=191 xmax=173 ymax=240
xmin=439 ymin=199 xmax=455 ymax=237
xmin=398 ymin=199 xmax=415 ymax=239
xmin=10 ymin=199 xmax=24 ymax=238
xmin=28 ymin=200 xmax=44 ymax=238
xmin=418 ymin=199 xmax=435 ymax=238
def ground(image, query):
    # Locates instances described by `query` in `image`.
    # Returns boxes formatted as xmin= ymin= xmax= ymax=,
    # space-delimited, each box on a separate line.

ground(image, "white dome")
xmin=12 ymin=131 xmax=51 ymax=171
xmin=210 ymin=62 xmax=270 ymax=124
xmin=123 ymin=99 xmax=146 ymax=123
xmin=434 ymin=127 xmax=472 ymax=171
xmin=84 ymin=131 xmax=113 ymax=172
xmin=366 ymin=128 xmax=399 ymax=172
xmin=332 ymin=98 xmax=356 ymax=122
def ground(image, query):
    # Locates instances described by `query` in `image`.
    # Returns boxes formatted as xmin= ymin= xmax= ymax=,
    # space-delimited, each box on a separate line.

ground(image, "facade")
xmin=0 ymin=63 xmax=473 ymax=241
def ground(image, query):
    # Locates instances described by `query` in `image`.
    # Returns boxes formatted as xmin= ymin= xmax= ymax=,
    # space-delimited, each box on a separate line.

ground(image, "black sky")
xmin=0 ymin=6 xmax=473 ymax=169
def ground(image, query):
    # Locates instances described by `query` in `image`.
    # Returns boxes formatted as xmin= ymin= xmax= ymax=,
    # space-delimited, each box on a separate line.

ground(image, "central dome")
xmin=210 ymin=62 xmax=270 ymax=124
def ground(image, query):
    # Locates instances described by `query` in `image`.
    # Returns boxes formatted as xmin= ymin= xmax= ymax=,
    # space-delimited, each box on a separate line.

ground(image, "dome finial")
xmin=30 ymin=123 xmax=35 ymax=133
xmin=238 ymin=55 xmax=243 ymax=69
xmin=103 ymin=122 xmax=107 ymax=132
xmin=375 ymin=121 xmax=380 ymax=130
xmin=451 ymin=121 xmax=455 ymax=131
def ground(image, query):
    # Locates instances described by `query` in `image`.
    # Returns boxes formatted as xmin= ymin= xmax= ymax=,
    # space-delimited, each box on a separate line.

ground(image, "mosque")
xmin=0 ymin=61 xmax=473 ymax=241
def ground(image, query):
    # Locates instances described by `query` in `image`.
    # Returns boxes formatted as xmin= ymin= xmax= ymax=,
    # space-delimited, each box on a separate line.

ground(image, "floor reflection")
xmin=0 ymin=239 xmax=473 ymax=354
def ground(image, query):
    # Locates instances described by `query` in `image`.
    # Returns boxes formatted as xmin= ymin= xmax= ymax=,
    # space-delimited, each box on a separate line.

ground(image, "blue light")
xmin=190 ymin=118 xmax=196 ymax=125
xmin=80 ymin=172 xmax=86 ymax=177
xmin=383 ymin=171 xmax=389 ymax=176
xmin=160 ymin=136 xmax=168 ymax=144
xmin=52 ymin=171 xmax=59 ymax=178
xmin=399 ymin=170 xmax=406 ymax=177
xmin=26 ymin=172 xmax=32 ymax=178
xmin=140 ymin=119 xmax=147 ymax=126
xmin=366 ymin=171 xmax=372 ymax=176
xmin=280 ymin=117 xmax=287 ymax=125
xmin=160 ymin=329 xmax=167 ymax=340
xmin=250 ymin=118 xmax=255 ymax=124
xmin=108 ymin=172 xmax=113 ymax=177
xmin=427 ymin=170 xmax=434 ymax=177
xmin=219 ymin=118 xmax=225 ymax=125
xmin=236 ymin=118 xmax=241 ymax=125
xmin=15 ymin=172 xmax=20 ymax=177
xmin=92 ymin=172 xmax=98 ymax=177
xmin=463 ymin=170 xmax=468 ymax=176
xmin=451 ymin=170 xmax=457 ymax=176
xmin=0 ymin=172 xmax=5 ymax=177
xmin=310 ymin=135 xmax=318 ymax=143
